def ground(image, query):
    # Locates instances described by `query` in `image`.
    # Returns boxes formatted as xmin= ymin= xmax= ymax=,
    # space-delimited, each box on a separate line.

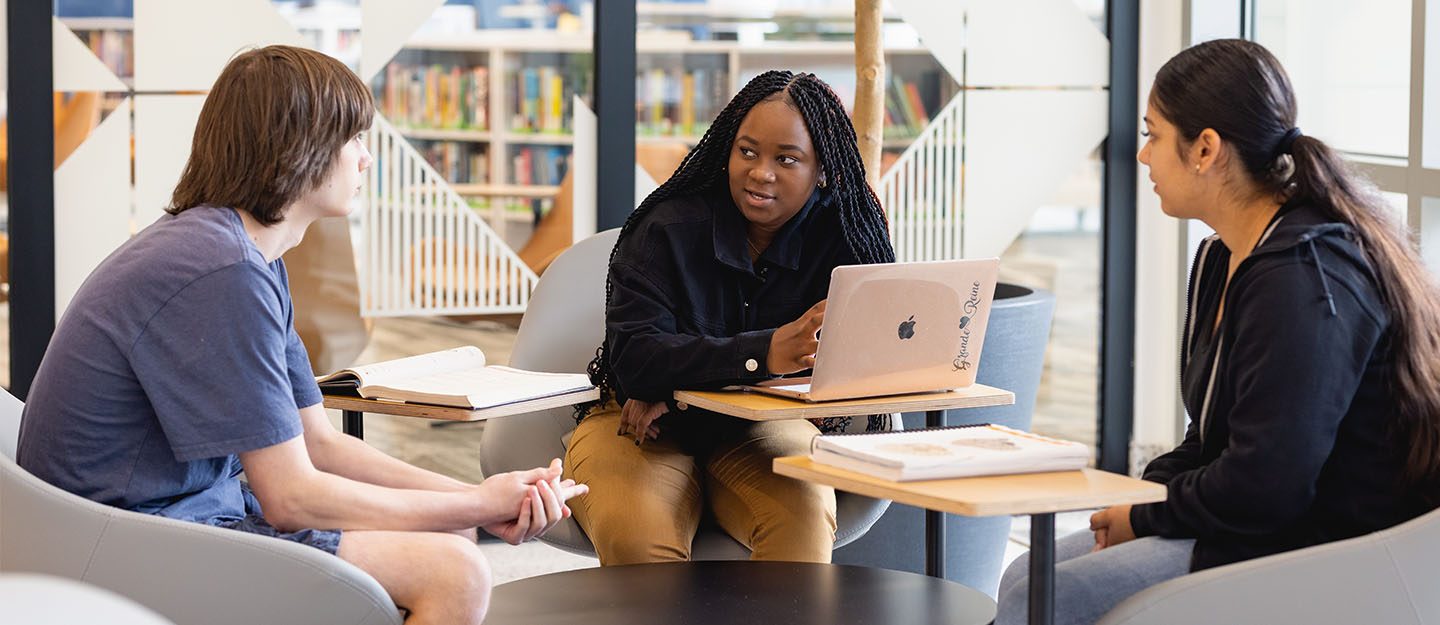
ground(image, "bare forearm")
xmin=310 ymin=430 xmax=471 ymax=492
xmin=299 ymin=403 xmax=470 ymax=493
xmin=265 ymin=471 xmax=501 ymax=533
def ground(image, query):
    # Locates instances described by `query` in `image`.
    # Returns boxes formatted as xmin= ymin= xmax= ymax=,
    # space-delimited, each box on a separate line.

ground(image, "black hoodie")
xmin=1130 ymin=202 xmax=1434 ymax=571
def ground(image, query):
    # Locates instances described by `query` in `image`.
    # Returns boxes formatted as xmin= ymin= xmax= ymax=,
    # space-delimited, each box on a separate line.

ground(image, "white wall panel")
xmin=133 ymin=95 xmax=205 ymax=231
xmin=962 ymin=90 xmax=1108 ymax=258
xmin=360 ymin=0 xmax=447 ymax=83
xmin=55 ymin=98 xmax=133 ymax=318
xmin=572 ymin=95 xmax=598 ymax=241
xmin=54 ymin=17 xmax=128 ymax=92
xmin=967 ymin=0 xmax=1109 ymax=87
xmin=888 ymin=0 xmax=967 ymax=83
xmin=134 ymin=0 xmax=303 ymax=91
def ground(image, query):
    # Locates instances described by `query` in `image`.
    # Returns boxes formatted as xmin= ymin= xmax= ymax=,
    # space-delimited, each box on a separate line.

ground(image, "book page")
xmin=382 ymin=365 xmax=592 ymax=409
xmin=322 ymin=346 xmax=488 ymax=387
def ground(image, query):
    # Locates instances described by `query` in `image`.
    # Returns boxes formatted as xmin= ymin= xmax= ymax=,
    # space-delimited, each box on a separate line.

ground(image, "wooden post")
xmin=854 ymin=0 xmax=886 ymax=188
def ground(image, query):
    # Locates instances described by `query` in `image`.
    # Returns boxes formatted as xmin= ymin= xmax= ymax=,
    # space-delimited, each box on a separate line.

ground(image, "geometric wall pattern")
xmin=886 ymin=0 xmax=1109 ymax=260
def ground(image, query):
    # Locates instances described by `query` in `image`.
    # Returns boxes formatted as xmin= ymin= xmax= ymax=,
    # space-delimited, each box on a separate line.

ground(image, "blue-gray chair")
xmin=831 ymin=283 xmax=1057 ymax=597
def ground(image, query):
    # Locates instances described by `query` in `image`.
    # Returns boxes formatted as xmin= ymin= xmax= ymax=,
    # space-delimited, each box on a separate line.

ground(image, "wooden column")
xmin=853 ymin=0 xmax=886 ymax=188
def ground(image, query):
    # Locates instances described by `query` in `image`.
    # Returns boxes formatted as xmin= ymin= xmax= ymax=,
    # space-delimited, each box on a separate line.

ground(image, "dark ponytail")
xmin=577 ymin=71 xmax=895 ymax=418
xmin=1154 ymin=39 xmax=1440 ymax=490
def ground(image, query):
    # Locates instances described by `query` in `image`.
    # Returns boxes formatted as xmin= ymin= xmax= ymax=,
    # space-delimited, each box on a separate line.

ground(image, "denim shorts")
xmin=209 ymin=514 xmax=344 ymax=556
xmin=204 ymin=483 xmax=343 ymax=555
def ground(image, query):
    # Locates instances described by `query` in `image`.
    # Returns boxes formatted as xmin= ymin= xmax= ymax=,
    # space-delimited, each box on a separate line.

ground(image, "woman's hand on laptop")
xmin=768 ymin=299 xmax=826 ymax=374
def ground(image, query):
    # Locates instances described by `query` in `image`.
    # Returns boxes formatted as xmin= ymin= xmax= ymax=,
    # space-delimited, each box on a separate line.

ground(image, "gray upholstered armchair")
xmin=479 ymin=228 xmax=898 ymax=558
xmin=1098 ymin=506 xmax=1440 ymax=624
xmin=0 ymin=388 xmax=402 ymax=625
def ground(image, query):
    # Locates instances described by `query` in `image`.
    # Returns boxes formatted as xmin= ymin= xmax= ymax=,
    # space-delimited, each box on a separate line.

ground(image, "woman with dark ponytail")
xmin=562 ymin=71 xmax=895 ymax=565
xmin=997 ymin=39 xmax=1440 ymax=624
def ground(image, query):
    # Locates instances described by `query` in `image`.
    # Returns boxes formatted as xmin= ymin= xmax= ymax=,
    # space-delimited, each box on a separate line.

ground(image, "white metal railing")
xmin=878 ymin=94 xmax=964 ymax=262
xmin=360 ymin=114 xmax=539 ymax=316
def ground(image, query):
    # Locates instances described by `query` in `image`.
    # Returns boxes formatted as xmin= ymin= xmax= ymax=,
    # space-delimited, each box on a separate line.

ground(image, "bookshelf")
xmin=378 ymin=31 xmax=958 ymax=246
xmin=57 ymin=15 xmax=956 ymax=250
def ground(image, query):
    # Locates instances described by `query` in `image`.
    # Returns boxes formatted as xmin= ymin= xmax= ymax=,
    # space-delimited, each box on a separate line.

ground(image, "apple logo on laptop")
xmin=898 ymin=315 xmax=916 ymax=340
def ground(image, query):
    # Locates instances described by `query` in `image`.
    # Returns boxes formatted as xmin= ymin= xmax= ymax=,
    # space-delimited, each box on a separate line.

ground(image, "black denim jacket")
xmin=604 ymin=186 xmax=857 ymax=404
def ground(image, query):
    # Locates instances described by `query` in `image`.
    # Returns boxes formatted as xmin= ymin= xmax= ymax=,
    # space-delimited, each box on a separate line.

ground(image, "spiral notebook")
xmin=808 ymin=423 xmax=1090 ymax=482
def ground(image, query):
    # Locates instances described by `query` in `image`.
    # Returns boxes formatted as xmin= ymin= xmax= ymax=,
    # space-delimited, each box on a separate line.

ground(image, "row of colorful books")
xmin=412 ymin=141 xmax=570 ymax=187
xmin=513 ymin=146 xmax=571 ymax=187
xmin=418 ymin=140 xmax=488 ymax=185
xmin=635 ymin=67 xmax=726 ymax=138
xmin=381 ymin=63 xmax=490 ymax=131
xmin=378 ymin=61 xmax=938 ymax=141
xmin=508 ymin=65 xmax=590 ymax=135
xmin=885 ymin=74 xmax=934 ymax=137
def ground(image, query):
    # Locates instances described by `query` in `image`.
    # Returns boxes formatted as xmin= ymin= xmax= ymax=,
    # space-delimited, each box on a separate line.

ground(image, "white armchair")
xmin=1098 ymin=506 xmax=1440 ymax=624
xmin=0 ymin=388 xmax=402 ymax=625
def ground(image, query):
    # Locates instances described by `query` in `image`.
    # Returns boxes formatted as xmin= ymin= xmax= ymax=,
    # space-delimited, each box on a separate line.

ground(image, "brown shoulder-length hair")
xmin=168 ymin=45 xmax=374 ymax=224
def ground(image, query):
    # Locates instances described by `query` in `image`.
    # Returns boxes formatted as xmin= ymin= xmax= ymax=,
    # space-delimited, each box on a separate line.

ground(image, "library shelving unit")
xmin=375 ymin=29 xmax=958 ymax=248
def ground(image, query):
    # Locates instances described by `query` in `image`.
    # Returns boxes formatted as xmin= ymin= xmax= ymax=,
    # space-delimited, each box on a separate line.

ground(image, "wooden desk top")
xmin=773 ymin=457 xmax=1166 ymax=517
xmin=673 ymin=384 xmax=1014 ymax=421
xmin=322 ymin=387 xmax=599 ymax=422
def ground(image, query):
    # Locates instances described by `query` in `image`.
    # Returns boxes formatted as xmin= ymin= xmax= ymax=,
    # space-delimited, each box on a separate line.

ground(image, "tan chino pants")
xmin=563 ymin=402 xmax=837 ymax=565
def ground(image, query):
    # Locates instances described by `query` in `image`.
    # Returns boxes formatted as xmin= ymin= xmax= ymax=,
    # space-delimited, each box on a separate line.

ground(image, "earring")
xmin=817 ymin=178 xmax=827 ymax=189
xmin=1195 ymin=164 xmax=1201 ymax=173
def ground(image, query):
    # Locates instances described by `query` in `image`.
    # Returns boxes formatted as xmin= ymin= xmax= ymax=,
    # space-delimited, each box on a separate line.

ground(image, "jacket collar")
xmin=710 ymin=187 xmax=824 ymax=274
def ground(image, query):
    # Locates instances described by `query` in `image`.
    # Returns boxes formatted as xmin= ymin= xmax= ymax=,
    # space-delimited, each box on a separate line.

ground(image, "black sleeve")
xmin=1130 ymin=259 xmax=1385 ymax=539
xmin=606 ymin=260 xmax=775 ymax=402
xmin=1140 ymin=418 xmax=1204 ymax=485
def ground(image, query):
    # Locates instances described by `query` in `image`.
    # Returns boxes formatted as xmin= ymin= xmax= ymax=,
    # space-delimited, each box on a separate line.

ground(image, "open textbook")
xmin=810 ymin=423 xmax=1089 ymax=482
xmin=316 ymin=346 xmax=595 ymax=411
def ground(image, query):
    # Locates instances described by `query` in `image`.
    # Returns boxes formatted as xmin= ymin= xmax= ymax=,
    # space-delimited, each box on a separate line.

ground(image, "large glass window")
xmin=1251 ymin=0 xmax=1438 ymax=273
xmin=1252 ymin=0 xmax=1411 ymax=159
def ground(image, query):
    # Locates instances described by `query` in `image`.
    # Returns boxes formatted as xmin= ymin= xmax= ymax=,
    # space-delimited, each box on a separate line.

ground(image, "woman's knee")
xmin=578 ymin=493 xmax=699 ymax=564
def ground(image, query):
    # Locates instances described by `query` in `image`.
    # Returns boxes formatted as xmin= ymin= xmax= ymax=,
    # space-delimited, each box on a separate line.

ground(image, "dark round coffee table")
xmin=486 ymin=561 xmax=996 ymax=625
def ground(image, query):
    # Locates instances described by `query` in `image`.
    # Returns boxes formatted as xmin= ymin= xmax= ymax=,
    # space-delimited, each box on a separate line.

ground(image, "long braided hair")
xmin=579 ymin=70 xmax=895 ymax=418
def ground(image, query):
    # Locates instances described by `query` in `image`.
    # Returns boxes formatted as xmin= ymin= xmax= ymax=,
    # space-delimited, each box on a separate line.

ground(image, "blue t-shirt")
xmin=17 ymin=205 xmax=322 ymax=523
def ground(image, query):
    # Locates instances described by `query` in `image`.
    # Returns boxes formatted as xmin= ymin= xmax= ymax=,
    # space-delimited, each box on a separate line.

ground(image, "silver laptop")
xmin=745 ymin=258 xmax=1000 ymax=402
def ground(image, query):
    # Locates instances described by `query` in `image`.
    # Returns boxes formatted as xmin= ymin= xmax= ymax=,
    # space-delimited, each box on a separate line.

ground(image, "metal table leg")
xmin=1029 ymin=512 xmax=1055 ymax=625
xmin=924 ymin=408 xmax=945 ymax=578
xmin=343 ymin=409 xmax=364 ymax=439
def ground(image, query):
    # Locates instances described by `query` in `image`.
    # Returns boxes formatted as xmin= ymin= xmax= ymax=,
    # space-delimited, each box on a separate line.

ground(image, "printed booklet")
xmin=810 ymin=423 xmax=1089 ymax=481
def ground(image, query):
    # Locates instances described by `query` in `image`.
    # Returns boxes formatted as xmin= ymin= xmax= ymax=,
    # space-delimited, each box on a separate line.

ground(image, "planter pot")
xmin=830 ymin=282 xmax=1057 ymax=597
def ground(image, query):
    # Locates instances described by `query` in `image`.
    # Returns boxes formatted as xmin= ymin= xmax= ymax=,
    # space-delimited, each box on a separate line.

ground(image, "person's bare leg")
xmin=338 ymin=530 xmax=491 ymax=625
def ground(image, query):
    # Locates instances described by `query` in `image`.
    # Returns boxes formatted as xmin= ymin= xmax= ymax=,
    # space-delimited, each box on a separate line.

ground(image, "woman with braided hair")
xmin=996 ymin=39 xmax=1440 ymax=624
xmin=562 ymin=70 xmax=895 ymax=565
